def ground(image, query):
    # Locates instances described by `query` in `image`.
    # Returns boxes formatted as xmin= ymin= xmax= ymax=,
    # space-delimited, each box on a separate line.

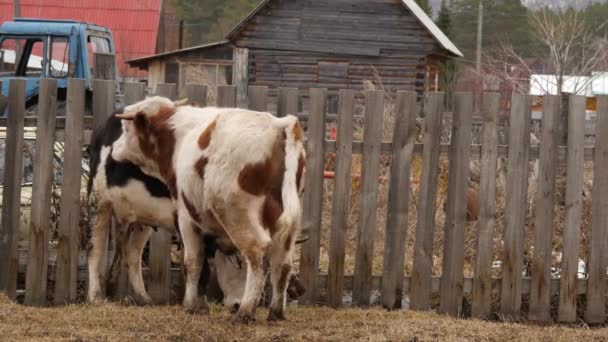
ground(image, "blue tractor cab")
xmin=0 ymin=18 xmax=118 ymax=115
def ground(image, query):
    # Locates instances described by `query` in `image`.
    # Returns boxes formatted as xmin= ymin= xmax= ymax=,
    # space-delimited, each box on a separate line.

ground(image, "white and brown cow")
xmin=112 ymin=97 xmax=306 ymax=323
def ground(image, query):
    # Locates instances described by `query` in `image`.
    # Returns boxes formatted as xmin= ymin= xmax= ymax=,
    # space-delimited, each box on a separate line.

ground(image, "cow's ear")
xmin=133 ymin=112 xmax=148 ymax=130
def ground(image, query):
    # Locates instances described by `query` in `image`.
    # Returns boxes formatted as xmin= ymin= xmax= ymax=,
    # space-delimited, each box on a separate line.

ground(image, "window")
xmin=50 ymin=37 xmax=69 ymax=78
xmin=87 ymin=35 xmax=111 ymax=72
xmin=0 ymin=38 xmax=44 ymax=77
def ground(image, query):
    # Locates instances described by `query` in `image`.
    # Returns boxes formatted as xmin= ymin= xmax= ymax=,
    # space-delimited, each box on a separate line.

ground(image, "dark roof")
xmin=125 ymin=40 xmax=231 ymax=66
xmin=225 ymin=0 xmax=463 ymax=57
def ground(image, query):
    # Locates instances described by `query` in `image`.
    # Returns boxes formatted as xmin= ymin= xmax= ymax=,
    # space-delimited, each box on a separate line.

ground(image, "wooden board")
xmin=410 ymin=92 xmax=444 ymax=310
xmin=0 ymin=79 xmax=25 ymax=299
xmin=352 ymin=90 xmax=385 ymax=306
xmin=557 ymin=95 xmax=586 ymax=322
xmin=528 ymin=95 xmax=560 ymax=322
xmin=156 ymin=83 xmax=177 ymax=100
xmin=439 ymin=93 xmax=474 ymax=316
xmin=217 ymin=85 xmax=237 ymax=108
xmin=186 ymin=84 xmax=208 ymax=107
xmin=123 ymin=82 xmax=146 ymax=106
xmin=326 ymin=89 xmax=355 ymax=308
xmin=248 ymin=86 xmax=268 ymax=111
xmin=585 ymin=96 xmax=608 ymax=324
xmin=92 ymin=80 xmax=116 ymax=131
xmin=93 ymin=53 xmax=116 ymax=81
xmin=500 ymin=93 xmax=532 ymax=320
xmin=277 ymin=88 xmax=299 ymax=117
xmin=299 ymin=88 xmax=327 ymax=305
xmin=54 ymin=79 xmax=85 ymax=305
xmin=380 ymin=91 xmax=417 ymax=309
xmin=471 ymin=93 xmax=500 ymax=318
xmin=232 ymin=48 xmax=249 ymax=108
xmin=24 ymin=79 xmax=58 ymax=306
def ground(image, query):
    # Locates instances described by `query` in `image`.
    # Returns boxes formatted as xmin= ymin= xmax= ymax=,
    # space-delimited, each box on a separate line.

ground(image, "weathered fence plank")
xmin=381 ymin=91 xmax=417 ymax=309
xmin=585 ymin=96 xmax=608 ymax=324
xmin=410 ymin=92 xmax=445 ymax=310
xmin=471 ymin=93 xmax=500 ymax=318
xmin=124 ymin=82 xmax=146 ymax=107
xmin=558 ymin=95 xmax=586 ymax=322
xmin=232 ymin=47 xmax=249 ymax=108
xmin=54 ymin=79 xmax=85 ymax=305
xmin=439 ymin=92 xmax=474 ymax=316
xmin=352 ymin=91 xmax=385 ymax=307
xmin=147 ymin=83 xmax=176 ymax=304
xmin=277 ymin=88 xmax=299 ymax=117
xmin=327 ymin=89 xmax=355 ymax=308
xmin=186 ymin=84 xmax=208 ymax=107
xmin=248 ymin=86 xmax=268 ymax=111
xmin=24 ymin=79 xmax=58 ymax=306
xmin=0 ymin=79 xmax=25 ymax=299
xmin=500 ymin=93 xmax=532 ymax=320
xmin=92 ymin=80 xmax=116 ymax=131
xmin=217 ymin=85 xmax=237 ymax=108
xmin=156 ymin=83 xmax=177 ymax=100
xmin=299 ymin=88 xmax=327 ymax=305
xmin=529 ymin=95 xmax=560 ymax=322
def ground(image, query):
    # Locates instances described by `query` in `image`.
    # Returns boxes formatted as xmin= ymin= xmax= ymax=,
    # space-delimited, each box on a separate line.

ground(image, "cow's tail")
xmin=275 ymin=115 xmax=306 ymax=248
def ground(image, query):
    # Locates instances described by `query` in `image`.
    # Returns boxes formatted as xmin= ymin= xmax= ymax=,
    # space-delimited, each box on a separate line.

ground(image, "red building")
xmin=0 ymin=0 xmax=170 ymax=78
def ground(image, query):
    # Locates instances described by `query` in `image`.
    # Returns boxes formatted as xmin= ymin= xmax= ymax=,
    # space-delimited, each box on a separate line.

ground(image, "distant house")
xmin=226 ymin=0 xmax=463 ymax=110
xmin=125 ymin=41 xmax=233 ymax=97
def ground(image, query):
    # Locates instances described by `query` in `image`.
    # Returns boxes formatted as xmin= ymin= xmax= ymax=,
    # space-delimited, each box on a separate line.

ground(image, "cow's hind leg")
xmin=107 ymin=223 xmax=130 ymax=299
xmin=179 ymin=209 xmax=209 ymax=314
xmin=87 ymin=203 xmax=112 ymax=303
xmin=267 ymin=232 xmax=296 ymax=321
xmin=126 ymin=225 xmax=154 ymax=305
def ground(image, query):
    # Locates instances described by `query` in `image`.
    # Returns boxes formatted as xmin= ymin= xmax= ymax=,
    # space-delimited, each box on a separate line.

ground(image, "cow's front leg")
xmin=179 ymin=209 xmax=209 ymax=314
xmin=87 ymin=203 xmax=112 ymax=303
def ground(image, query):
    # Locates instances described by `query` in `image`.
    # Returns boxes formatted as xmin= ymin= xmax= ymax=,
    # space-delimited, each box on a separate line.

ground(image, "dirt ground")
xmin=1 ymin=295 xmax=607 ymax=342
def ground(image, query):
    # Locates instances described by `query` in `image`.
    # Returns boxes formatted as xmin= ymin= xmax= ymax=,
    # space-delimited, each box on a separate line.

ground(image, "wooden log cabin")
xmin=227 ymin=0 xmax=463 ymax=112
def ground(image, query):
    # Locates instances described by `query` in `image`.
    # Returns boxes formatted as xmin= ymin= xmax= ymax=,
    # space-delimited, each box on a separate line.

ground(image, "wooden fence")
xmin=0 ymin=78 xmax=607 ymax=325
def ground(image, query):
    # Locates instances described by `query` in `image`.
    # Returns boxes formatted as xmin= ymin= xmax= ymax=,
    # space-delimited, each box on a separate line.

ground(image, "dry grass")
xmin=1 ymin=295 xmax=607 ymax=342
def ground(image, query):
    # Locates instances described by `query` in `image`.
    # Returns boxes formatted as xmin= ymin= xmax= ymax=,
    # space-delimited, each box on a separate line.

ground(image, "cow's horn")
xmin=174 ymin=98 xmax=189 ymax=106
xmin=115 ymin=113 xmax=136 ymax=120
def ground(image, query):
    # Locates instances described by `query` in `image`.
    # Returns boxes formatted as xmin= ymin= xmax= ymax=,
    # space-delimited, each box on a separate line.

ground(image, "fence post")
xmin=528 ymin=95 xmax=560 ymax=322
xmin=326 ymin=89 xmax=355 ymax=308
xmin=0 ymin=79 xmax=25 ymax=299
xmin=24 ymin=78 xmax=58 ymax=306
xmin=124 ymin=82 xmax=146 ymax=107
xmin=352 ymin=90 xmax=385 ymax=306
xmin=585 ymin=96 xmax=608 ymax=324
xmin=381 ymin=91 xmax=417 ymax=309
xmin=247 ymin=86 xmax=268 ymax=112
xmin=147 ymin=83 xmax=176 ymax=304
xmin=299 ymin=88 xmax=327 ymax=305
xmin=500 ymin=93 xmax=532 ymax=320
xmin=277 ymin=88 xmax=299 ymax=117
xmin=439 ymin=92 xmax=474 ymax=316
xmin=217 ymin=85 xmax=237 ymax=108
xmin=471 ymin=93 xmax=500 ymax=318
xmin=92 ymin=79 xmax=116 ymax=131
xmin=54 ymin=79 xmax=85 ymax=305
xmin=558 ymin=95 xmax=586 ymax=322
xmin=410 ymin=92 xmax=444 ymax=310
xmin=186 ymin=84 xmax=208 ymax=107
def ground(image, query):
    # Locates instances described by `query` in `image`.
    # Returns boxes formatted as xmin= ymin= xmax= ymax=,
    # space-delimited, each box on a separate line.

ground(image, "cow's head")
xmin=112 ymin=96 xmax=187 ymax=192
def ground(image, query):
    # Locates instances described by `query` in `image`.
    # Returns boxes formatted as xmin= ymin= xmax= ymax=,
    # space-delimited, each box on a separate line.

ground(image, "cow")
xmin=87 ymin=107 xmax=306 ymax=309
xmin=112 ymin=97 xmax=306 ymax=323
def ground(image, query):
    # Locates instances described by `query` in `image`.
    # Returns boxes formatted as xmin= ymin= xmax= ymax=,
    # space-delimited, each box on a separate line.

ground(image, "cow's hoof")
xmin=132 ymin=294 xmax=153 ymax=306
xmin=229 ymin=303 xmax=240 ymax=314
xmin=267 ymin=309 xmax=286 ymax=322
xmin=185 ymin=299 xmax=210 ymax=315
xmin=87 ymin=291 xmax=105 ymax=305
xmin=231 ymin=311 xmax=255 ymax=324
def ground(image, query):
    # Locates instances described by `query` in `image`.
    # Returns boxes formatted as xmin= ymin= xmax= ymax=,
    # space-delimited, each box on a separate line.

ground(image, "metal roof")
xmin=225 ymin=0 xmax=464 ymax=58
xmin=0 ymin=0 xmax=162 ymax=77
xmin=125 ymin=40 xmax=231 ymax=65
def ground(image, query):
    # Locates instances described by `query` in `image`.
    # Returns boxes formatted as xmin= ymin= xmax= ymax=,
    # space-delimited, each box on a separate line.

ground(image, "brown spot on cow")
xmin=292 ymin=121 xmax=304 ymax=142
xmin=182 ymin=192 xmax=201 ymax=224
xmin=296 ymin=152 xmax=306 ymax=193
xmin=262 ymin=194 xmax=283 ymax=236
xmin=195 ymin=156 xmax=208 ymax=180
xmin=238 ymin=132 xmax=286 ymax=196
xmin=198 ymin=120 xmax=216 ymax=150
xmin=133 ymin=105 xmax=178 ymax=198
xmin=466 ymin=187 xmax=479 ymax=222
